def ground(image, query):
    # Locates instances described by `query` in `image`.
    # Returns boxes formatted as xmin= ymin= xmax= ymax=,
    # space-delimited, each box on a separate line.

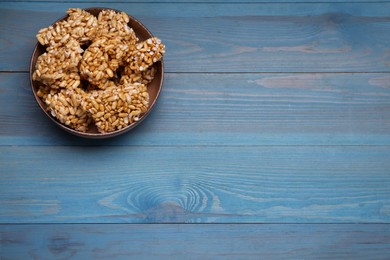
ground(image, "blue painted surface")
xmin=2 ymin=224 xmax=390 ymax=259
xmin=1 ymin=1 xmax=390 ymax=258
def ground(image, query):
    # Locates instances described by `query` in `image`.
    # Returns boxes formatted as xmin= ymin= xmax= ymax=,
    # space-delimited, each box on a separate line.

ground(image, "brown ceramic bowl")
xmin=30 ymin=7 xmax=164 ymax=138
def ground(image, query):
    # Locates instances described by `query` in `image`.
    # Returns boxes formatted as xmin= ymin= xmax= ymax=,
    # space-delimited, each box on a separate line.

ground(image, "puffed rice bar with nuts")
xmin=126 ymin=37 xmax=165 ymax=72
xmin=120 ymin=65 xmax=156 ymax=85
xmin=82 ymin=83 xmax=149 ymax=133
xmin=97 ymin=9 xmax=138 ymax=45
xmin=32 ymin=39 xmax=83 ymax=89
xmin=79 ymin=33 xmax=129 ymax=88
xmin=36 ymin=8 xmax=98 ymax=47
xmin=45 ymin=88 xmax=91 ymax=132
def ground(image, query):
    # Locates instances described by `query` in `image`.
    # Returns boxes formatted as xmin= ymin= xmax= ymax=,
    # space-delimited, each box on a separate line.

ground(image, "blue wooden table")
xmin=1 ymin=1 xmax=390 ymax=259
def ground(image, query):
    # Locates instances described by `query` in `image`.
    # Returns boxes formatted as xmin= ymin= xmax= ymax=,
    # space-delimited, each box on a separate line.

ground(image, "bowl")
xmin=30 ymin=7 xmax=164 ymax=138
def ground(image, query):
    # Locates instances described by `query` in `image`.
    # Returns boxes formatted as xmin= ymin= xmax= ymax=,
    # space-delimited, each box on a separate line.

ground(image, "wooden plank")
xmin=1 ymin=3 xmax=390 ymax=72
xmin=1 ymin=224 xmax=390 ymax=259
xmin=6 ymin=0 xmax=385 ymax=3
xmin=1 ymin=72 xmax=390 ymax=146
xmin=1 ymin=146 xmax=390 ymax=223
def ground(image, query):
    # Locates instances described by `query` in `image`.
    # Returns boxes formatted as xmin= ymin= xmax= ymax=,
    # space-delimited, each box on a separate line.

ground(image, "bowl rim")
xmin=30 ymin=7 xmax=164 ymax=139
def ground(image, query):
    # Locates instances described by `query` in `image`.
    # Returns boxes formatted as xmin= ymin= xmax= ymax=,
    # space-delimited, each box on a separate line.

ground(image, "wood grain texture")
xmin=1 ymin=72 xmax=390 ymax=146
xmin=1 ymin=1 xmax=390 ymax=258
xmin=1 ymin=146 xmax=390 ymax=223
xmin=6 ymin=0 xmax=386 ymax=2
xmin=1 ymin=3 xmax=390 ymax=72
xmin=1 ymin=224 xmax=390 ymax=259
